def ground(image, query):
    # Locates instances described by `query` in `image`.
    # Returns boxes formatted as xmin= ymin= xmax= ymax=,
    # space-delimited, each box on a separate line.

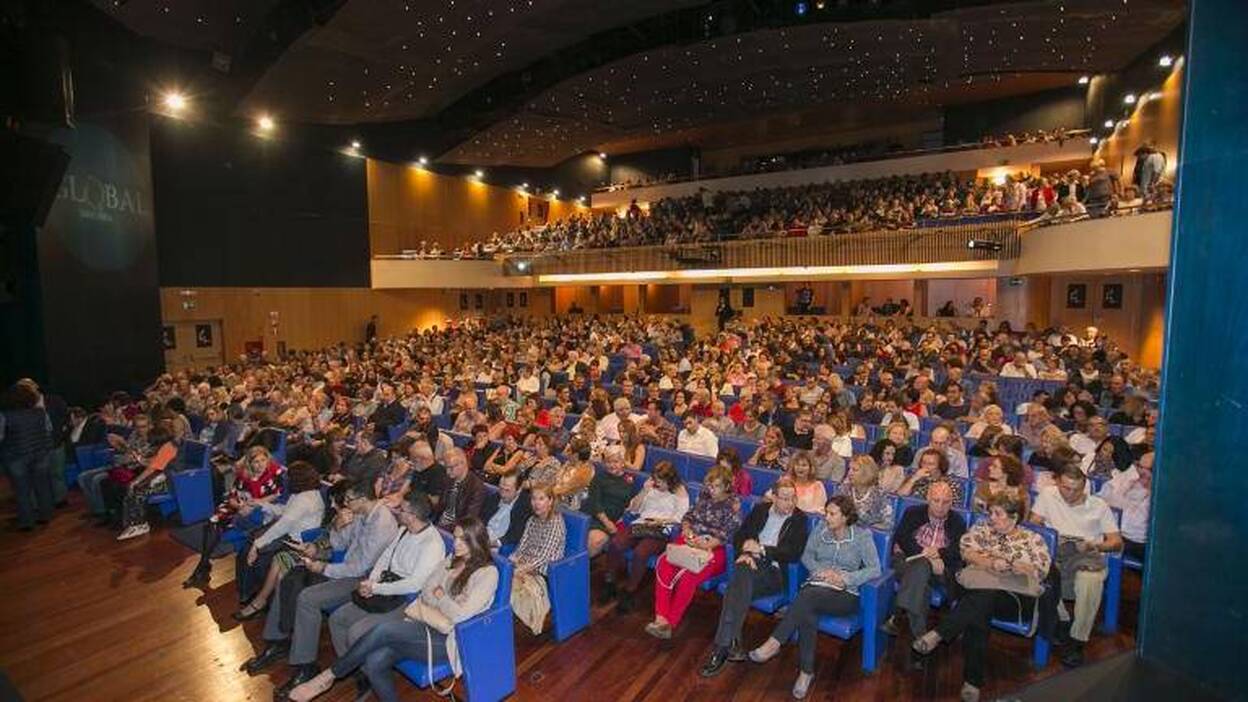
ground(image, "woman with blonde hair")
xmin=770 ymin=451 xmax=828 ymax=513
xmin=509 ymin=483 xmax=567 ymax=634
xmin=834 ymin=455 xmax=894 ymax=530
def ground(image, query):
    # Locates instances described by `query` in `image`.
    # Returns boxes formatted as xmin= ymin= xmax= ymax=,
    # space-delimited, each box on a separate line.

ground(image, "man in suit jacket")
xmin=885 ymin=480 xmax=966 ymax=645
xmin=368 ymin=383 xmax=407 ymax=442
xmin=483 ymin=472 xmax=533 ymax=550
xmin=701 ymin=478 xmax=809 ymax=677
xmin=435 ymin=448 xmax=486 ymax=528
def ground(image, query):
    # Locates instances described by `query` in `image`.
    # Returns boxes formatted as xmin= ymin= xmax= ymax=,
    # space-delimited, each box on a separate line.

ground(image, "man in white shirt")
xmin=677 ymin=412 xmax=719 ymax=457
xmin=327 ymin=491 xmax=446 ymax=656
xmin=597 ymin=397 xmax=644 ymax=443
xmin=1031 ymin=467 xmax=1123 ymax=667
xmin=1069 ymin=415 xmax=1110 ymax=460
xmin=999 ymin=351 xmax=1038 ymax=379
xmin=1097 ymin=451 xmax=1152 ymax=563
xmin=516 ymin=368 xmax=541 ymax=397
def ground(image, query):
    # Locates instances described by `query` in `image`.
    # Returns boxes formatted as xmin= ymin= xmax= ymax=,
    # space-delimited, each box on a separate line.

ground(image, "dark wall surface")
xmin=36 ymin=113 xmax=163 ymax=405
xmin=1140 ymin=2 xmax=1248 ymax=699
xmin=943 ymin=86 xmax=1088 ymax=145
xmin=150 ymin=119 xmax=369 ymax=288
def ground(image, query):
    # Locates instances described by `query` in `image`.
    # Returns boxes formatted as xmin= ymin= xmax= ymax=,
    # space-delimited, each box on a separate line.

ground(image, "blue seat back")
xmin=563 ymin=413 xmax=581 ymax=430
xmin=721 ymin=437 xmax=759 ymax=461
xmin=176 ymin=440 xmax=211 ymax=471
xmin=644 ymin=446 xmax=689 ymax=477
xmin=746 ymin=466 xmax=780 ymax=496
xmin=561 ymin=510 xmax=590 ymax=558
xmin=892 ymin=496 xmax=972 ymax=534
xmin=685 ymin=455 xmax=716 ymax=484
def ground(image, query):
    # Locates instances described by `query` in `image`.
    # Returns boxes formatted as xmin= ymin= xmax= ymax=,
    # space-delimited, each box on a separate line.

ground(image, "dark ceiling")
xmin=91 ymin=0 xmax=1185 ymax=168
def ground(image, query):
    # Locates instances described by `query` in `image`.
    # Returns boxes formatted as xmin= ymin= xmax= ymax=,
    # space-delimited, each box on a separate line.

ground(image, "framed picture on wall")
xmin=474 ymin=293 xmax=483 ymax=310
xmin=459 ymin=293 xmax=469 ymax=310
xmin=742 ymin=287 xmax=755 ymax=308
xmin=519 ymin=292 xmax=528 ymax=307
xmin=506 ymin=292 xmax=515 ymax=308
xmin=1102 ymin=283 xmax=1123 ymax=309
xmin=1066 ymin=283 xmax=1087 ymax=309
xmin=195 ymin=323 xmax=213 ymax=348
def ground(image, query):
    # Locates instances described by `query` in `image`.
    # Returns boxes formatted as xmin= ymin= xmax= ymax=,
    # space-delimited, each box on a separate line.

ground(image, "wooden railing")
xmin=505 ymin=220 xmax=1022 ymax=276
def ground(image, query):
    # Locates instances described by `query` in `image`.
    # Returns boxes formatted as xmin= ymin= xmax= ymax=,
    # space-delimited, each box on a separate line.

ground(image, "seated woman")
xmin=912 ymin=493 xmax=1052 ymax=702
xmin=603 ymin=461 xmax=690 ymax=612
xmin=583 ymin=446 xmax=636 ymax=557
xmin=234 ymin=461 xmax=327 ymax=610
xmin=716 ymin=447 xmax=753 ymax=497
xmin=547 ymin=440 xmax=594 ymax=510
xmin=749 ymin=426 xmax=790 ymax=472
xmin=972 ymin=454 xmax=1030 ymax=515
xmin=768 ymin=451 xmax=827 ymax=513
xmin=882 ymin=421 xmax=916 ymax=466
xmin=967 ymin=424 xmax=1004 ymax=458
xmin=868 ymin=439 xmax=906 ymax=494
xmin=835 ymin=455 xmax=894 ymax=530
xmin=287 ymin=517 xmax=499 ymax=702
xmin=375 ymin=442 xmax=415 ymax=509
xmin=509 ymin=484 xmax=568 ymax=635
xmin=745 ymin=494 xmax=881 ymax=700
xmin=182 ymin=445 xmax=284 ymax=587
xmin=1085 ymin=435 xmax=1134 ymax=481
xmin=898 ymin=448 xmax=966 ymax=506
xmin=1027 ymin=425 xmax=1071 ymax=473
xmin=484 ymin=432 xmax=528 ymax=483
xmin=464 ymin=424 xmax=493 ymax=483
xmin=646 ymin=465 xmax=742 ymax=639
xmin=235 ymin=481 xmax=351 ymax=621
xmin=108 ymin=425 xmax=179 ymax=540
xmin=620 ymin=419 xmax=647 ymax=471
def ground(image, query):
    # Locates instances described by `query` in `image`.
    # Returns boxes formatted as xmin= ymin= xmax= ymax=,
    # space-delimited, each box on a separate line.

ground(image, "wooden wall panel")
xmin=367 ymin=159 xmax=585 ymax=255
xmin=159 ymin=286 xmax=554 ymax=361
xmin=1095 ymin=61 xmax=1183 ymax=187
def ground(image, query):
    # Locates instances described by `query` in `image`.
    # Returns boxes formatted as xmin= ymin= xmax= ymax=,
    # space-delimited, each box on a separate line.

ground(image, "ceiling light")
xmin=1090 ymin=136 xmax=1099 ymax=145
xmin=418 ymin=156 xmax=429 ymax=166
xmin=1158 ymin=54 xmax=1173 ymax=67
xmin=162 ymin=91 xmax=187 ymax=113
xmin=1104 ymin=119 xmax=1115 ymax=128
xmin=552 ymin=189 xmax=560 ymax=197
xmin=598 ymin=152 xmax=607 ymax=160
xmin=350 ymin=140 xmax=361 ymax=149
xmin=256 ymin=115 xmax=275 ymax=132
xmin=1123 ymin=93 xmax=1137 ymax=104
xmin=474 ymin=169 xmax=484 ymax=178
xmin=521 ymin=182 xmax=529 ymax=189
xmin=1077 ymin=75 xmax=1090 ymax=85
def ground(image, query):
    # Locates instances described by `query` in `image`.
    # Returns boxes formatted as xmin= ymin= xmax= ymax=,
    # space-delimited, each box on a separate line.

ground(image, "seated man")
xmin=637 ymin=399 xmax=678 ymax=449
xmin=368 ymin=383 xmax=407 ymax=442
xmin=1031 ymin=465 xmax=1123 ymax=667
xmin=483 ymin=470 xmax=533 ymax=550
xmin=326 ymin=492 xmax=446 ymax=664
xmin=1097 ymin=451 xmax=1152 ymax=564
xmin=677 ymin=411 xmax=719 ymax=458
xmin=883 ymin=480 xmax=966 ymax=661
xmin=243 ymin=480 xmax=399 ymax=692
xmin=434 ymin=448 xmax=486 ymax=528
xmin=699 ymin=478 xmax=808 ymax=677
xmin=911 ymin=425 xmax=969 ymax=479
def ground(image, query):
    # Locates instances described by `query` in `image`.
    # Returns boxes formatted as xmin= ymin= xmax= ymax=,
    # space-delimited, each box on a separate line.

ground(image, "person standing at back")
xmin=0 ymin=381 xmax=55 ymax=531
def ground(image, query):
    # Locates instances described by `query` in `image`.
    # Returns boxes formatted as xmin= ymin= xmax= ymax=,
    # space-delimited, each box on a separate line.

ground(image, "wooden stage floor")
xmin=0 ymin=496 xmax=1139 ymax=701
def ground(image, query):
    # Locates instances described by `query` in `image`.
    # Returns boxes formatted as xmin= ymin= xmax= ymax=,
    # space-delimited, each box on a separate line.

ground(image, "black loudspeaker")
xmin=0 ymin=132 xmax=70 ymax=228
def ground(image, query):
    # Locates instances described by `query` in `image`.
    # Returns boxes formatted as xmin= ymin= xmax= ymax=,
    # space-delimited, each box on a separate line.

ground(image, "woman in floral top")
xmin=913 ymin=492 xmax=1052 ymax=702
xmin=899 ymin=448 xmax=967 ymax=506
xmin=749 ymin=426 xmax=790 ymax=472
xmin=646 ymin=465 xmax=742 ymax=639
xmin=183 ymin=445 xmax=284 ymax=587
xmin=835 ymin=455 xmax=894 ymax=530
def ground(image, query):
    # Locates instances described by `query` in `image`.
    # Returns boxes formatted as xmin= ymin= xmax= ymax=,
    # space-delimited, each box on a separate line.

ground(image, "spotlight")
xmin=418 ymin=155 xmax=429 ymax=166
xmin=552 ymin=189 xmax=560 ymax=197
xmin=256 ymin=115 xmax=275 ymax=132
xmin=597 ymin=152 xmax=607 ymax=160
xmin=350 ymin=140 xmax=361 ymax=150
xmin=474 ymin=169 xmax=484 ymax=179
xmin=1158 ymin=54 xmax=1173 ymax=68
xmin=521 ymin=182 xmax=529 ymax=189
xmin=1123 ymin=93 xmax=1137 ymax=105
xmin=967 ymin=239 xmax=1003 ymax=252
xmin=1077 ymin=75 xmax=1090 ymax=85
xmin=162 ymin=91 xmax=188 ymax=113
xmin=794 ymin=1 xmax=808 ymax=17
xmin=1104 ymin=119 xmax=1115 ymax=128
xmin=1090 ymin=136 xmax=1099 ymax=145
xmin=515 ymin=260 xmax=530 ymax=272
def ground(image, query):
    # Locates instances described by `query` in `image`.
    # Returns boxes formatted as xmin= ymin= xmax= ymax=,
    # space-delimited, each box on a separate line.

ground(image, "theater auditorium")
xmin=0 ymin=1 xmax=1244 ymax=701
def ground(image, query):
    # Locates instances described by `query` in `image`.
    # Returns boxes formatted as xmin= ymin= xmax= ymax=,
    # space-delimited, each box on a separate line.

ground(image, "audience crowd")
xmin=0 ymin=312 xmax=1158 ymax=701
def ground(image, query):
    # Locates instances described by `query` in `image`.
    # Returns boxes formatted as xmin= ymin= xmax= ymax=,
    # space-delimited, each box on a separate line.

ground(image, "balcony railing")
xmin=503 ymin=220 xmax=1022 ymax=276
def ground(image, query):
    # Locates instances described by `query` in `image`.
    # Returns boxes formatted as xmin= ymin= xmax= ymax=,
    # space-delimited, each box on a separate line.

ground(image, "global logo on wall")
xmin=45 ymin=122 xmax=153 ymax=272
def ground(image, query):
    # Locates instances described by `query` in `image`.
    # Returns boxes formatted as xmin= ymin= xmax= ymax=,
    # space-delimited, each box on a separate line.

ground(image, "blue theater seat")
xmin=548 ymin=510 xmax=592 ymax=641
xmin=813 ymin=528 xmax=896 ymax=673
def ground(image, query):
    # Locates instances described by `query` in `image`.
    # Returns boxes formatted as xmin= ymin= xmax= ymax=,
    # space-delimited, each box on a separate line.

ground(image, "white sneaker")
xmin=117 ymin=523 xmax=151 ymax=541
